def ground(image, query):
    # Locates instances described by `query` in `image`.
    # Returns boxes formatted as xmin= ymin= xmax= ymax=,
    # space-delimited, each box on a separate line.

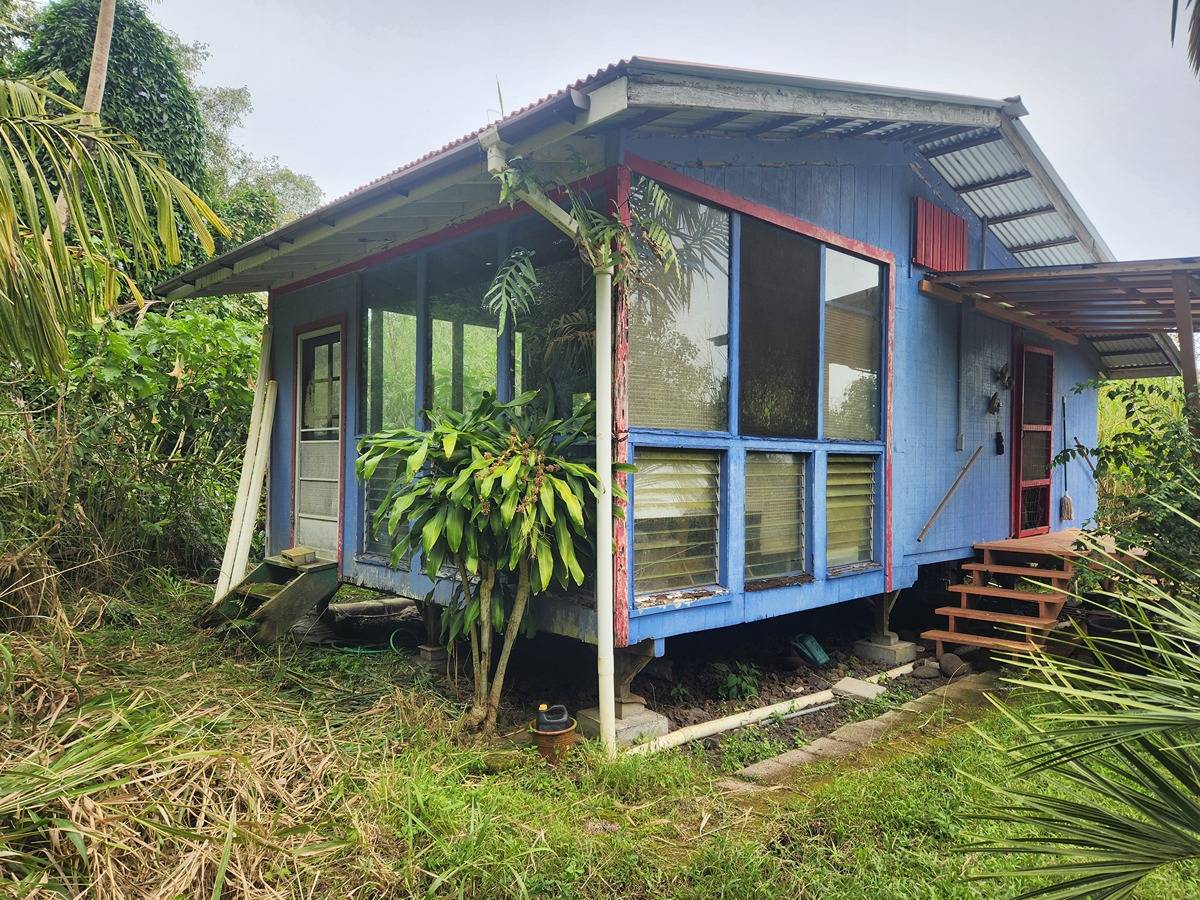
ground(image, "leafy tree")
xmin=17 ymin=0 xmax=206 ymax=191
xmin=0 ymin=0 xmax=35 ymax=71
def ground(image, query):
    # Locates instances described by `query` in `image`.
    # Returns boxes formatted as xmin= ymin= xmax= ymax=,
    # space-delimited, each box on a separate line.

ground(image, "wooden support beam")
xmin=933 ymin=258 xmax=1200 ymax=284
xmin=954 ymin=170 xmax=1033 ymax=193
xmin=922 ymin=130 xmax=1004 ymax=158
xmin=619 ymin=108 xmax=674 ymax=130
xmin=838 ymin=119 xmax=888 ymax=137
xmin=687 ymin=110 xmax=746 ymax=131
xmin=984 ymin=205 xmax=1057 ymax=226
xmin=742 ymin=114 xmax=804 ymax=136
xmin=919 ymin=279 xmax=1077 ymax=344
xmin=1007 ymin=236 xmax=1080 ymax=255
xmin=790 ymin=116 xmax=851 ymax=138
xmin=1174 ymin=271 xmax=1199 ymax=406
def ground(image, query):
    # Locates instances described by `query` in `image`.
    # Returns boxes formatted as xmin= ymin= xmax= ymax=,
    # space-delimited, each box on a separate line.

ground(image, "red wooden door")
xmin=1012 ymin=345 xmax=1054 ymax=537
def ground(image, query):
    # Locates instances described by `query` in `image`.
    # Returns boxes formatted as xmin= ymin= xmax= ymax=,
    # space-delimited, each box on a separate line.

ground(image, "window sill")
xmin=633 ymin=585 xmax=729 ymax=613
xmin=354 ymin=552 xmax=409 ymax=571
xmin=745 ymin=572 xmax=814 ymax=592
xmin=826 ymin=562 xmax=883 ymax=579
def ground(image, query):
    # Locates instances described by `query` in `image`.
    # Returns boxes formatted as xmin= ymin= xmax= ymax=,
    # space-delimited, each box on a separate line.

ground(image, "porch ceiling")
xmin=926 ymin=258 xmax=1200 ymax=377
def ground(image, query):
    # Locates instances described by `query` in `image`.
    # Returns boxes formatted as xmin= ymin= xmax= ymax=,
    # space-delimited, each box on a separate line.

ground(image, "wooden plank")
xmin=954 ymin=170 xmax=1032 ymax=193
xmin=948 ymin=583 xmax=1061 ymax=603
xmin=935 ymin=607 xmax=1058 ymax=628
xmin=960 ymin=562 xmax=1071 ymax=581
xmin=919 ymin=280 xmax=1078 ymax=344
xmin=983 ymin=205 xmax=1057 ymax=226
xmin=920 ymin=629 xmax=1038 ymax=653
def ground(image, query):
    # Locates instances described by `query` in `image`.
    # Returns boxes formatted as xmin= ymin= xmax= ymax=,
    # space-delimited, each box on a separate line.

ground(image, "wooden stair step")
xmin=961 ymin=562 xmax=1071 ymax=581
xmin=920 ymin=629 xmax=1039 ymax=654
xmin=935 ymin=606 xmax=1058 ymax=629
xmin=238 ymin=582 xmax=286 ymax=601
xmin=948 ymin=583 xmax=1063 ymax=604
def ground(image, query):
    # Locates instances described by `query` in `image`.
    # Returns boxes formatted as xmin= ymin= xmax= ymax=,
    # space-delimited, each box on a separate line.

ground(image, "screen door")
xmin=1013 ymin=345 xmax=1054 ymax=537
xmin=294 ymin=327 xmax=341 ymax=557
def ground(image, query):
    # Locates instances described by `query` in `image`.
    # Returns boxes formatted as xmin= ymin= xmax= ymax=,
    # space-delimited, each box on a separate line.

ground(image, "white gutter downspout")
xmin=481 ymin=130 xmax=618 ymax=758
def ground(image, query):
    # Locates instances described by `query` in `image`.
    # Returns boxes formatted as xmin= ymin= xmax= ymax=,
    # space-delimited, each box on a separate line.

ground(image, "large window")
xmin=628 ymin=191 xmax=730 ymax=431
xmin=826 ymin=455 xmax=876 ymax=568
xmin=739 ymin=217 xmax=821 ymax=437
xmin=361 ymin=259 xmax=418 ymax=557
xmin=824 ymin=249 xmax=882 ymax=440
xmin=745 ymin=452 xmax=806 ymax=581
xmin=633 ymin=449 xmax=720 ymax=595
xmin=427 ymin=233 xmax=498 ymax=414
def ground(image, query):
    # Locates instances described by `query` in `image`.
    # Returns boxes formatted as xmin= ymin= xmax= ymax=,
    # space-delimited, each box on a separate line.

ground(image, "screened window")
xmin=361 ymin=260 xmax=418 ymax=558
xmin=427 ymin=233 xmax=497 ymax=413
xmin=745 ymin=452 xmax=806 ymax=581
xmin=739 ymin=216 xmax=821 ymax=438
xmin=824 ymin=249 xmax=882 ymax=440
xmin=509 ymin=215 xmax=593 ymax=417
xmin=629 ymin=190 xmax=730 ymax=431
xmin=826 ymin=455 xmax=876 ymax=568
xmin=633 ymin=449 xmax=720 ymax=595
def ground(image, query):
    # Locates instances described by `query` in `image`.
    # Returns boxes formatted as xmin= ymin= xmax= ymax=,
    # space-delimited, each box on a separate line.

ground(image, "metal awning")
xmin=921 ymin=258 xmax=1200 ymax=379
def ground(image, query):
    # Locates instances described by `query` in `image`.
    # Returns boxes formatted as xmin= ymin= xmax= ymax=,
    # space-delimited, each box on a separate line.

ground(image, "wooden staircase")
xmin=921 ymin=537 xmax=1075 ymax=657
xmin=197 ymin=554 xmax=340 ymax=642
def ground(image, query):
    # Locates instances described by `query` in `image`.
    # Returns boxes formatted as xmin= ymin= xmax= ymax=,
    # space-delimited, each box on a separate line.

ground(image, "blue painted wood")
xmin=264 ymin=130 xmax=1103 ymax=648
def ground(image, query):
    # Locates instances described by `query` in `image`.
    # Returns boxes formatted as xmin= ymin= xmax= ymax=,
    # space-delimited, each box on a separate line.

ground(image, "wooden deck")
xmin=973 ymin=528 xmax=1115 ymax=559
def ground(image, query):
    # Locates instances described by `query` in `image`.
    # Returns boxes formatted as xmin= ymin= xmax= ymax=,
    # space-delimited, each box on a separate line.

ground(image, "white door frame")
xmin=293 ymin=324 xmax=343 ymax=559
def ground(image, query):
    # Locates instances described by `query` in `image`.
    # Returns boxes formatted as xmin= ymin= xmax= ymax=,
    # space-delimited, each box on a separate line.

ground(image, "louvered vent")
xmin=826 ymin=455 xmax=876 ymax=568
xmin=913 ymin=197 xmax=968 ymax=272
xmin=633 ymin=449 xmax=720 ymax=596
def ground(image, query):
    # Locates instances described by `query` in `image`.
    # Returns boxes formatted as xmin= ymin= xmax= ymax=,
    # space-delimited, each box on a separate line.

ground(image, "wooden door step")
xmin=238 ymin=582 xmax=285 ymax=602
xmin=960 ymin=562 xmax=1071 ymax=582
xmin=920 ymin=629 xmax=1039 ymax=655
xmin=935 ymin=606 xmax=1058 ymax=629
xmin=948 ymin=583 xmax=1062 ymax=604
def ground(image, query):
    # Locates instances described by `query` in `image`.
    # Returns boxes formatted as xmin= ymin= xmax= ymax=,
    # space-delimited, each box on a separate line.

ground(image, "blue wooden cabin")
xmin=162 ymin=59 xmax=1183 ymax=682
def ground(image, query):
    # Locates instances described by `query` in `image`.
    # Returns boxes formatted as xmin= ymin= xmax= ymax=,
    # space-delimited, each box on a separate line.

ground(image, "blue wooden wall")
xmin=264 ymin=130 xmax=1101 ymax=644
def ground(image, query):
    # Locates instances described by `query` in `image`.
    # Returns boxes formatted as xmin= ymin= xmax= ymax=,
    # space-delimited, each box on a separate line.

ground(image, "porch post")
xmin=1173 ymin=272 xmax=1198 ymax=410
xmin=594 ymin=265 xmax=617 ymax=758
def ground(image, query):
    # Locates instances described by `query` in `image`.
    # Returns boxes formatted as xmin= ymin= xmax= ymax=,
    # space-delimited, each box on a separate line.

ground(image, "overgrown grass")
xmin=2 ymin=571 xmax=1197 ymax=897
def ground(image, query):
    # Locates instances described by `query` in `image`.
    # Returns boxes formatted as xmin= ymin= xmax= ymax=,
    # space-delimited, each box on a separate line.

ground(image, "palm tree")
xmin=0 ymin=70 xmax=225 ymax=377
xmin=1173 ymin=0 xmax=1200 ymax=76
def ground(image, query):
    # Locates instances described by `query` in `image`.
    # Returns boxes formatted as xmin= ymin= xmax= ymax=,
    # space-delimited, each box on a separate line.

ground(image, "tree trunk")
xmin=483 ymin=559 xmax=530 ymax=731
xmin=468 ymin=565 xmax=495 ymax=728
xmin=54 ymin=0 xmax=116 ymax=230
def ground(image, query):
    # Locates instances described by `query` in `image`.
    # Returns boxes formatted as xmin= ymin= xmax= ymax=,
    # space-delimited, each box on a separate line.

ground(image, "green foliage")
xmin=1058 ymin=379 xmax=1200 ymax=588
xmin=972 ymin=505 xmax=1200 ymax=896
xmin=0 ymin=0 xmax=35 ymax=70
xmin=18 ymin=0 xmax=206 ymax=191
xmin=713 ymin=661 xmax=760 ymax=702
xmin=357 ymin=390 xmax=623 ymax=729
xmin=484 ymin=247 xmax=538 ymax=333
xmin=0 ymin=71 xmax=226 ymax=376
xmin=0 ymin=299 xmax=261 ymax=581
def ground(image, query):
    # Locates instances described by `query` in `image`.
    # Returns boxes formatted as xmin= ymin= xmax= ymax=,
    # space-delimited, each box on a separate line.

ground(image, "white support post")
xmin=216 ymin=326 xmax=271 ymax=598
xmin=594 ymin=267 xmax=617 ymax=759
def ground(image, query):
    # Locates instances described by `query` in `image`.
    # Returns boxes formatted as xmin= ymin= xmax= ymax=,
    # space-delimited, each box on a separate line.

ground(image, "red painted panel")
xmin=913 ymin=197 xmax=968 ymax=273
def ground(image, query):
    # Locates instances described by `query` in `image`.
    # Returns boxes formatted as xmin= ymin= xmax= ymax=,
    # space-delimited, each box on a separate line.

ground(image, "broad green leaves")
xmin=356 ymin=391 xmax=610 ymax=634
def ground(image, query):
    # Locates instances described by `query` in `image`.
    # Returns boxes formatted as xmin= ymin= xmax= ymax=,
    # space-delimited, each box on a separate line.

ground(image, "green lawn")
xmin=3 ymin=571 xmax=1197 ymax=898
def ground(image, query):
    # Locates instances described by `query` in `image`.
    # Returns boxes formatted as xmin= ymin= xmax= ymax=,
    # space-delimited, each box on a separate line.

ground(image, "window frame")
xmin=621 ymin=161 xmax=892 ymax=609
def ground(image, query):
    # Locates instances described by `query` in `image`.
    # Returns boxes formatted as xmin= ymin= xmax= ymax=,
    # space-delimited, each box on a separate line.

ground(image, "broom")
xmin=1060 ymin=396 xmax=1074 ymax=521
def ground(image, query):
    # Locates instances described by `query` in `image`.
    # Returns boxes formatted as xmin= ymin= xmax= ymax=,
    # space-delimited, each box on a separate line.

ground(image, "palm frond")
xmin=483 ymin=247 xmax=538 ymax=333
xmin=0 ymin=73 xmax=228 ymax=377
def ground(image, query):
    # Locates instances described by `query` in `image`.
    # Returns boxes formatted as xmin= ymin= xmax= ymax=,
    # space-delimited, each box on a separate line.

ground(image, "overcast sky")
xmin=151 ymin=0 xmax=1199 ymax=260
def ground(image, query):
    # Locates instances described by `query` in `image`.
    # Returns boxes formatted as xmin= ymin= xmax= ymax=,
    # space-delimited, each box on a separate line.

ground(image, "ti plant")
xmin=357 ymin=391 xmax=627 ymax=731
